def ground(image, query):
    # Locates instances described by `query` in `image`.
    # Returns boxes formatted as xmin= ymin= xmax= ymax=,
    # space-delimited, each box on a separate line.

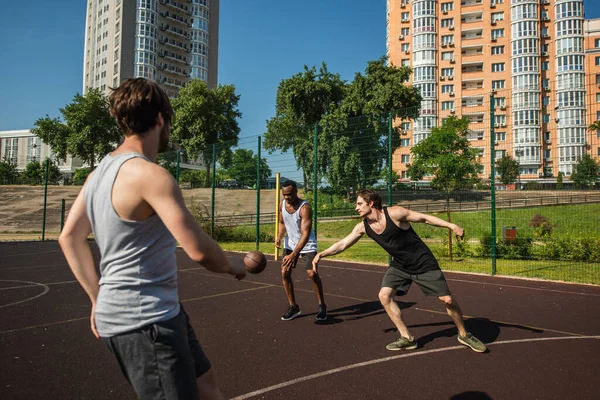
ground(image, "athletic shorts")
xmin=381 ymin=268 xmax=451 ymax=297
xmin=102 ymin=305 xmax=211 ymax=400
xmin=284 ymin=249 xmax=317 ymax=270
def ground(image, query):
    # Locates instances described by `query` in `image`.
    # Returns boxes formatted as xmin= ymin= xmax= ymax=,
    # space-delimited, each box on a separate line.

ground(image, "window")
xmin=441 ymin=35 xmax=454 ymax=45
xmin=441 ymin=51 xmax=454 ymax=60
xmin=541 ymin=27 xmax=549 ymax=36
xmin=495 ymin=132 xmax=506 ymax=142
xmin=596 ymin=93 xmax=600 ymax=103
xmin=491 ymin=46 xmax=504 ymax=55
xmin=491 ymin=12 xmax=504 ymax=21
xmin=441 ymin=68 xmax=454 ymax=76
xmin=401 ymin=59 xmax=410 ymax=66
xmin=400 ymin=139 xmax=410 ymax=147
xmin=492 ymin=80 xmax=505 ymax=89
xmin=401 ymin=12 xmax=410 ymax=21
xmin=441 ymin=2 xmax=454 ymax=12
xmin=491 ymin=29 xmax=504 ymax=39
xmin=495 ymin=150 xmax=506 ymax=160
xmin=542 ymin=96 xmax=549 ymax=107
xmin=401 ymin=43 xmax=410 ymax=52
xmin=401 ymin=122 xmax=410 ymax=131
xmin=543 ymin=78 xmax=550 ymax=89
xmin=441 ymin=84 xmax=454 ymax=93
xmin=492 ymin=63 xmax=505 ymax=72
xmin=401 ymin=28 xmax=410 ymax=36
xmin=442 ymin=101 xmax=455 ymax=110
xmin=541 ymin=10 xmax=549 ymax=20
xmin=401 ymin=155 xmax=411 ymax=163
xmin=541 ymin=61 xmax=549 ymax=70
xmin=441 ymin=18 xmax=454 ymax=28
xmin=542 ymin=114 xmax=550 ymax=123
xmin=596 ymin=38 xmax=600 ymax=48
xmin=596 ymin=56 xmax=600 ymax=66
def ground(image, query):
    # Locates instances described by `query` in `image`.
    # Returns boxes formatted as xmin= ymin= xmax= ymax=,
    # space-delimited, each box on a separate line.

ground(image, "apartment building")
xmin=387 ymin=0 xmax=598 ymax=182
xmin=0 ymin=130 xmax=84 ymax=174
xmin=83 ymin=0 xmax=219 ymax=98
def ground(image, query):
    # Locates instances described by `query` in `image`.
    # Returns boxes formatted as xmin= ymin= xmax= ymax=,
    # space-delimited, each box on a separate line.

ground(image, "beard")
xmin=158 ymin=125 xmax=170 ymax=153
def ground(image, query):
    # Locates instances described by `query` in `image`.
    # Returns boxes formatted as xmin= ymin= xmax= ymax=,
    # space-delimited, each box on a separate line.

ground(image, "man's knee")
xmin=378 ymin=287 xmax=395 ymax=305
xmin=281 ymin=269 xmax=292 ymax=279
xmin=439 ymin=295 xmax=455 ymax=307
xmin=306 ymin=270 xmax=319 ymax=280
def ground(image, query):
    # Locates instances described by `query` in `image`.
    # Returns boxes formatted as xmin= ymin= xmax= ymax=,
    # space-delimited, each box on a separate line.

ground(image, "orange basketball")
xmin=244 ymin=251 xmax=267 ymax=274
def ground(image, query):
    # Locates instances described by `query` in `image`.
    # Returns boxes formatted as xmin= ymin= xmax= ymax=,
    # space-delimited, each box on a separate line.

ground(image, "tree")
xmin=73 ymin=167 xmax=92 ymax=185
xmin=263 ymin=63 xmax=346 ymax=189
xmin=0 ymin=159 xmax=19 ymax=184
xmin=571 ymin=154 xmax=599 ymax=188
xmin=31 ymin=89 xmax=120 ymax=170
xmin=22 ymin=159 xmax=61 ymax=185
xmin=496 ymin=155 xmax=519 ymax=185
xmin=556 ymin=171 xmax=564 ymax=190
xmin=171 ymin=80 xmax=242 ymax=187
xmin=222 ymin=148 xmax=271 ymax=188
xmin=408 ymin=117 xmax=483 ymax=261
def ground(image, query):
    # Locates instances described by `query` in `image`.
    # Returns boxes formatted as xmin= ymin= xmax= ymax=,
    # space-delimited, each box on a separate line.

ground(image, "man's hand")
xmin=228 ymin=258 xmax=247 ymax=280
xmin=282 ymin=253 xmax=298 ymax=273
xmin=312 ymin=253 xmax=322 ymax=273
xmin=275 ymin=238 xmax=282 ymax=248
xmin=452 ymin=224 xmax=465 ymax=240
xmin=90 ymin=302 xmax=99 ymax=339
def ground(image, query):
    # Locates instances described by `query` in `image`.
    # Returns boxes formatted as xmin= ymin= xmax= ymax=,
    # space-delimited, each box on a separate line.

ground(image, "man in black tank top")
xmin=313 ymin=190 xmax=487 ymax=353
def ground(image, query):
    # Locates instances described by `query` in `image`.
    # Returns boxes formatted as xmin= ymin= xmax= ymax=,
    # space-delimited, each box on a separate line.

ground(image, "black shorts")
xmin=284 ymin=249 xmax=317 ymax=270
xmin=381 ymin=268 xmax=451 ymax=297
xmin=102 ymin=305 xmax=211 ymax=400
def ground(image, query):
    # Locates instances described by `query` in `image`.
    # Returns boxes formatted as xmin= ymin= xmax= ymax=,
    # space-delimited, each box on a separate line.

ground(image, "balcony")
xmin=462 ymin=96 xmax=484 ymax=107
xmin=461 ymin=12 xmax=483 ymax=24
xmin=462 ymin=79 xmax=484 ymax=90
xmin=462 ymin=62 xmax=484 ymax=73
xmin=160 ymin=0 xmax=191 ymax=15
xmin=462 ymin=29 xmax=483 ymax=41
xmin=461 ymin=45 xmax=483 ymax=56
xmin=461 ymin=0 xmax=483 ymax=6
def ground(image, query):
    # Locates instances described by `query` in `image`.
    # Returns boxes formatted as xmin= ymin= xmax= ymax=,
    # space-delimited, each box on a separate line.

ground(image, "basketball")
xmin=244 ymin=251 xmax=267 ymax=274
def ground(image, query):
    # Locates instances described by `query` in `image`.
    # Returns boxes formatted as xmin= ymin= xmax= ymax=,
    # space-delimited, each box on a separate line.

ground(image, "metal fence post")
xmin=313 ymin=124 xmax=318 ymax=238
xmin=211 ymin=144 xmax=216 ymax=238
xmin=256 ymin=136 xmax=261 ymax=250
xmin=388 ymin=112 xmax=393 ymax=266
xmin=490 ymin=94 xmax=497 ymax=276
xmin=60 ymin=199 xmax=66 ymax=232
xmin=41 ymin=159 xmax=49 ymax=241
xmin=175 ymin=150 xmax=180 ymax=184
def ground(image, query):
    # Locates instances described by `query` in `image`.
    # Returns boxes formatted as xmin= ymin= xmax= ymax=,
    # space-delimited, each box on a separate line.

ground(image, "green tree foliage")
xmin=556 ymin=171 xmax=564 ymax=189
xmin=496 ymin=155 xmax=519 ymax=185
xmin=22 ymin=160 xmax=61 ymax=185
xmin=571 ymin=154 xmax=599 ymax=188
xmin=73 ymin=167 xmax=92 ymax=185
xmin=0 ymin=159 xmax=19 ymax=184
xmin=31 ymin=89 xmax=120 ymax=169
xmin=222 ymin=148 xmax=271 ymax=187
xmin=408 ymin=116 xmax=483 ymax=260
xmin=263 ymin=63 xmax=345 ymax=188
xmin=171 ymin=80 xmax=242 ymax=187
xmin=264 ymin=57 xmax=422 ymax=196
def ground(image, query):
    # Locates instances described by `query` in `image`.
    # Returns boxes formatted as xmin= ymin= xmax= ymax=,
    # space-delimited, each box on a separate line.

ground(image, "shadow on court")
xmin=450 ymin=391 xmax=493 ymax=400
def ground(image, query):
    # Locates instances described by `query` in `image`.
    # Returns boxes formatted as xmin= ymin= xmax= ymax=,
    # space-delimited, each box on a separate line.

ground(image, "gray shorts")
xmin=102 ymin=305 xmax=211 ymax=400
xmin=284 ymin=249 xmax=317 ymax=270
xmin=381 ymin=268 xmax=451 ymax=297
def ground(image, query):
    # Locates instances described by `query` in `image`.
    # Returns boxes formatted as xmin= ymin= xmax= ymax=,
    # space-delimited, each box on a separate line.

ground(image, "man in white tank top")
xmin=58 ymin=78 xmax=246 ymax=400
xmin=275 ymin=180 xmax=326 ymax=321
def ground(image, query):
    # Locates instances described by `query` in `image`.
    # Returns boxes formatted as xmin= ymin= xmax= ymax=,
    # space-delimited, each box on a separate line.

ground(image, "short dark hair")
xmin=108 ymin=78 xmax=174 ymax=135
xmin=356 ymin=189 xmax=382 ymax=209
xmin=281 ymin=180 xmax=297 ymax=190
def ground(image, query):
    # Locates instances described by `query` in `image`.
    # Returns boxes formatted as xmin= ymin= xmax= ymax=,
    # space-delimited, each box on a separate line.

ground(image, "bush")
xmin=73 ymin=168 xmax=92 ymax=185
xmin=475 ymin=232 xmax=533 ymax=260
xmin=529 ymin=214 xmax=554 ymax=238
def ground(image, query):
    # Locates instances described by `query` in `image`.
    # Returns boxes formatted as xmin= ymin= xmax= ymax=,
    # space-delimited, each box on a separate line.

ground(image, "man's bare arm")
xmin=314 ymin=222 xmax=365 ymax=262
xmin=290 ymin=204 xmax=312 ymax=257
xmin=389 ymin=206 xmax=464 ymax=238
xmin=142 ymin=164 xmax=245 ymax=278
xmin=58 ymin=185 xmax=98 ymax=303
xmin=275 ymin=210 xmax=286 ymax=248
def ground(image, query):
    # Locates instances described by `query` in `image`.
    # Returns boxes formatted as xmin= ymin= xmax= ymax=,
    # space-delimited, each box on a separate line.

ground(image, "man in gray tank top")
xmin=275 ymin=180 xmax=326 ymax=321
xmin=59 ymin=78 xmax=246 ymax=400
xmin=312 ymin=190 xmax=486 ymax=354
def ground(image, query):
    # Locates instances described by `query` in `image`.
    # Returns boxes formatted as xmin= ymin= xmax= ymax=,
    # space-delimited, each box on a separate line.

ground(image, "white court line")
xmin=317 ymin=264 xmax=600 ymax=297
xmin=0 ymin=280 xmax=77 ymax=290
xmin=0 ymin=280 xmax=50 ymax=308
xmin=231 ymin=335 xmax=600 ymax=400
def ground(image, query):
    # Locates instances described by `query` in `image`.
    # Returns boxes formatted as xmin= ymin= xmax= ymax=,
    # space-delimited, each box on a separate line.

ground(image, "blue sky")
xmin=1 ymin=0 xmax=599 ymax=139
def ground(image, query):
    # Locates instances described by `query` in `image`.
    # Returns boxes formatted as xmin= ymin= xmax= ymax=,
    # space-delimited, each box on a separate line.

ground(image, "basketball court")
xmin=1 ymin=240 xmax=599 ymax=399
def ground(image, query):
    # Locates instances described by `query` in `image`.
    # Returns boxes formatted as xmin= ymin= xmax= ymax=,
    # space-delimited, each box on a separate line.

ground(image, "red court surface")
xmin=1 ymin=241 xmax=599 ymax=399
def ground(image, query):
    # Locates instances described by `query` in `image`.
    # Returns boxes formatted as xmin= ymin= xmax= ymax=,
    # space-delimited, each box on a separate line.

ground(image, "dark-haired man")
xmin=275 ymin=180 xmax=326 ymax=321
xmin=59 ymin=78 xmax=246 ymax=399
xmin=313 ymin=189 xmax=486 ymax=353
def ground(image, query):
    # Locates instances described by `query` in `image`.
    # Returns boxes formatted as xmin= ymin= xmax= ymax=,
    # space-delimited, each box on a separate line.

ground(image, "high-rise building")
xmin=83 ymin=0 xmax=219 ymax=98
xmin=387 ymin=0 xmax=599 ymax=182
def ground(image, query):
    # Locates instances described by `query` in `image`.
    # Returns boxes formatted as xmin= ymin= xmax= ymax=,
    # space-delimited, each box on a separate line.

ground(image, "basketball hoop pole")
xmin=274 ymin=172 xmax=281 ymax=261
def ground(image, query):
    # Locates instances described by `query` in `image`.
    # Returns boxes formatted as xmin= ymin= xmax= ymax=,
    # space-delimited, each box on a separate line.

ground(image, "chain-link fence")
xmin=2 ymin=78 xmax=599 ymax=284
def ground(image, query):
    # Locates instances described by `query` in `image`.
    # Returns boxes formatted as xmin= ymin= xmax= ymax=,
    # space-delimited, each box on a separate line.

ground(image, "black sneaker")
xmin=316 ymin=304 xmax=327 ymax=321
xmin=281 ymin=305 xmax=301 ymax=321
